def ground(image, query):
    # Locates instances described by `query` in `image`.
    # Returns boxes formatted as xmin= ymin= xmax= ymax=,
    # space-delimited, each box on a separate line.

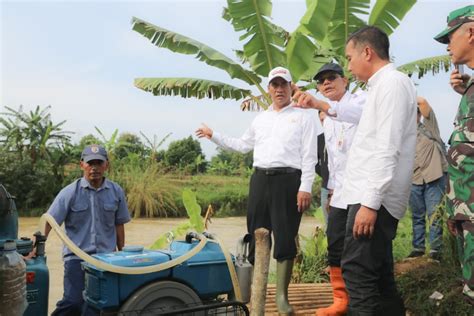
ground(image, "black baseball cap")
xmin=313 ymin=63 xmax=344 ymax=81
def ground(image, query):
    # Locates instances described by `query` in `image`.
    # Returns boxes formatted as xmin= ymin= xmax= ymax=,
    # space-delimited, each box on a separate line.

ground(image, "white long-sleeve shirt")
xmin=342 ymin=63 xmax=417 ymax=219
xmin=327 ymin=90 xmax=365 ymax=124
xmin=324 ymin=91 xmax=366 ymax=209
xmin=211 ymin=104 xmax=320 ymax=193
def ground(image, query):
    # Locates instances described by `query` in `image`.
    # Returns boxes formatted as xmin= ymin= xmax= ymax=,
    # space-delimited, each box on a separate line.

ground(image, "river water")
xmin=18 ymin=215 xmax=320 ymax=313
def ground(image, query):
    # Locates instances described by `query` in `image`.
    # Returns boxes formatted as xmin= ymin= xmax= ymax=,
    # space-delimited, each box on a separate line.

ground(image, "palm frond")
xmin=131 ymin=17 xmax=261 ymax=86
xmin=327 ymin=0 xmax=370 ymax=55
xmin=134 ymin=77 xmax=253 ymax=101
xmin=223 ymin=0 xmax=287 ymax=76
xmin=299 ymin=0 xmax=336 ymax=42
xmin=368 ymin=0 xmax=417 ymax=35
xmin=397 ymin=55 xmax=451 ymax=79
xmin=286 ymin=29 xmax=317 ymax=81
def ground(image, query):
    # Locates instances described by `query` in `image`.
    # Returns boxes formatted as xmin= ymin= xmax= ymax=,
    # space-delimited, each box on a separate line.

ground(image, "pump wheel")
xmin=118 ymin=280 xmax=203 ymax=315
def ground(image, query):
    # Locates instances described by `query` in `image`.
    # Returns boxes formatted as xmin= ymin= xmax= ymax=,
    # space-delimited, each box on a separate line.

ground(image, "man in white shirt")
xmin=195 ymin=67 xmax=319 ymax=314
xmin=294 ymin=62 xmax=365 ymax=316
xmin=341 ymin=26 xmax=417 ymax=315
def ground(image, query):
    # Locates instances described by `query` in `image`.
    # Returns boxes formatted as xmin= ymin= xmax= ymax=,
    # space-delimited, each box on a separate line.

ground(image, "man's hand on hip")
xmin=353 ymin=205 xmax=377 ymax=239
xmin=297 ymin=191 xmax=312 ymax=212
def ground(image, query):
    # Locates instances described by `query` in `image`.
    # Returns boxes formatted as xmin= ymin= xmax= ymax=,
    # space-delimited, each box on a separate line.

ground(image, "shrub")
xmin=208 ymin=149 xmax=253 ymax=176
xmin=293 ymin=225 xmax=329 ymax=284
xmin=112 ymin=162 xmax=179 ymax=218
xmin=164 ymin=136 xmax=206 ymax=173
xmin=187 ymin=175 xmax=249 ymax=217
xmin=0 ymin=150 xmax=61 ymax=213
xmin=291 ymin=207 xmax=328 ymax=284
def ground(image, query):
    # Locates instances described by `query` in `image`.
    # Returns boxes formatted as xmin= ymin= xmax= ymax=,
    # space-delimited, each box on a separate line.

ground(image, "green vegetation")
xmin=150 ymin=189 xmax=205 ymax=249
xmin=292 ymin=201 xmax=473 ymax=314
xmin=396 ymin=204 xmax=473 ymax=315
xmin=0 ymin=105 xmax=253 ymax=217
xmin=132 ymin=0 xmax=449 ymax=112
xmin=2 ymin=105 xmax=472 ymax=313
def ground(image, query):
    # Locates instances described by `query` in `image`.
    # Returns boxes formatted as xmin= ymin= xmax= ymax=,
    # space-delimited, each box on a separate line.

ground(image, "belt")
xmin=254 ymin=167 xmax=301 ymax=176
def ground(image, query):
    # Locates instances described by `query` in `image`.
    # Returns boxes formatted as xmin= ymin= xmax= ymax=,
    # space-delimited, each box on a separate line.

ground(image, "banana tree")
xmin=0 ymin=105 xmax=71 ymax=164
xmin=132 ymin=0 xmax=450 ymax=110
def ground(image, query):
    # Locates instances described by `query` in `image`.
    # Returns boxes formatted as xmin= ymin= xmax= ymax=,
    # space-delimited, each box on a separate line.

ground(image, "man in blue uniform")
xmin=45 ymin=144 xmax=131 ymax=316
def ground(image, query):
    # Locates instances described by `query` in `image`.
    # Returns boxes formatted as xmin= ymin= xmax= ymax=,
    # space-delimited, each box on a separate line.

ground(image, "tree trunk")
xmin=250 ymin=228 xmax=270 ymax=316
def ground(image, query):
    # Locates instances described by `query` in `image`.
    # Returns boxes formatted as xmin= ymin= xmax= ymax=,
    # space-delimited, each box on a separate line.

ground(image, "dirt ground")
xmin=18 ymin=215 xmax=320 ymax=314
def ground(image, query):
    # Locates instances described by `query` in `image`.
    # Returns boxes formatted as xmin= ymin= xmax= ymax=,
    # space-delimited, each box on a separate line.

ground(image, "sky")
xmin=1 ymin=0 xmax=473 ymax=158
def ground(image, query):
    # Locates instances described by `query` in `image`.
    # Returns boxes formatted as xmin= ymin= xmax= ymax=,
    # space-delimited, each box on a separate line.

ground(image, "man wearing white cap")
xmin=196 ymin=67 xmax=320 ymax=314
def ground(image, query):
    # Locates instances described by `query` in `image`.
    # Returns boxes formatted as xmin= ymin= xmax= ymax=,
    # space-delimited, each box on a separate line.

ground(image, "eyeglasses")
xmin=316 ymin=74 xmax=339 ymax=85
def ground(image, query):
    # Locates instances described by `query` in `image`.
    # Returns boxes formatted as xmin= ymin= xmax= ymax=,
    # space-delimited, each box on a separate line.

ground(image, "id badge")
xmin=337 ymin=132 xmax=344 ymax=150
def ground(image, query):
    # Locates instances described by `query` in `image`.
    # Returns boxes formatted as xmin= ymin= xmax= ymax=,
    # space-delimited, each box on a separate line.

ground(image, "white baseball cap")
xmin=268 ymin=67 xmax=292 ymax=83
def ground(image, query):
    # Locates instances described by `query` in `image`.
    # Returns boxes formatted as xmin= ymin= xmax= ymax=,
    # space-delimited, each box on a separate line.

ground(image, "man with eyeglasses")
xmin=293 ymin=62 xmax=365 ymax=316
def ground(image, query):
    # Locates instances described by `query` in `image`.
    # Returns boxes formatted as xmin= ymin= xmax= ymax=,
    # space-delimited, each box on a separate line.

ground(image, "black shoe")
xmin=429 ymin=251 xmax=441 ymax=261
xmin=407 ymin=250 xmax=424 ymax=258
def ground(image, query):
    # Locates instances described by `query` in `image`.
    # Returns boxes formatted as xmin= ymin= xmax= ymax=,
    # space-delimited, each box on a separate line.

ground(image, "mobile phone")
xmin=455 ymin=64 xmax=464 ymax=75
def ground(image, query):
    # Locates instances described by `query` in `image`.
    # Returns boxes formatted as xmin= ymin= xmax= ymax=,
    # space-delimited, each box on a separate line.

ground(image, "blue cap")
xmin=81 ymin=144 xmax=108 ymax=162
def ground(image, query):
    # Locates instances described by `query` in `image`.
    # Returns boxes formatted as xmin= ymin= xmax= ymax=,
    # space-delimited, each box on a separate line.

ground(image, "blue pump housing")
xmin=83 ymin=241 xmax=234 ymax=311
xmin=25 ymin=255 xmax=49 ymax=316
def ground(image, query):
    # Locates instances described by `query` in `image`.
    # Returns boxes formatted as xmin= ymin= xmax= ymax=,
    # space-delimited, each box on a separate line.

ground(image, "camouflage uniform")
xmin=446 ymin=79 xmax=474 ymax=301
xmin=435 ymin=5 xmax=474 ymax=303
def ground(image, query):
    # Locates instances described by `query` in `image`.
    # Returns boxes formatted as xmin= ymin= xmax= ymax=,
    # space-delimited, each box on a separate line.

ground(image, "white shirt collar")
xmin=339 ymin=91 xmax=351 ymax=103
xmin=268 ymin=102 xmax=294 ymax=112
xmin=367 ymin=63 xmax=395 ymax=88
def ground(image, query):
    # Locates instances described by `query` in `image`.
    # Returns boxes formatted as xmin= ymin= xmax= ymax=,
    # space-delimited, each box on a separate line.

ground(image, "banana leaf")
xmin=132 ymin=17 xmax=261 ymax=86
xmin=134 ymin=77 xmax=253 ymax=101
xmin=397 ymin=55 xmax=451 ymax=79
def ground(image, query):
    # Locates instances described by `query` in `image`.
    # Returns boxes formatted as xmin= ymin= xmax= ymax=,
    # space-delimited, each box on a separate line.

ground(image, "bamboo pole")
xmin=250 ymin=228 xmax=270 ymax=316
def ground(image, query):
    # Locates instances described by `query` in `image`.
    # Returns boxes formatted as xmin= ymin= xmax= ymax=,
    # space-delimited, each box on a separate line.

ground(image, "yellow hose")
xmin=39 ymin=213 xmax=207 ymax=274
xmin=39 ymin=213 xmax=242 ymax=300
xmin=208 ymin=238 xmax=242 ymax=302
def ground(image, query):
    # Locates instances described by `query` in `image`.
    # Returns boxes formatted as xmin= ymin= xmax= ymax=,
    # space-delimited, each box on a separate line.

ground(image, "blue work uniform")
xmin=47 ymin=177 xmax=131 ymax=316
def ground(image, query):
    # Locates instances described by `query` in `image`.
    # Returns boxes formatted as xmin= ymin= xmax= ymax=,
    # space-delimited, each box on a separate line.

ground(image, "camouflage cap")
xmin=434 ymin=5 xmax=474 ymax=44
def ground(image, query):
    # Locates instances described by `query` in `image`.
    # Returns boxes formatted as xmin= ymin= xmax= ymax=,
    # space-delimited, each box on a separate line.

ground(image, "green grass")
xmin=393 ymin=212 xmax=412 ymax=261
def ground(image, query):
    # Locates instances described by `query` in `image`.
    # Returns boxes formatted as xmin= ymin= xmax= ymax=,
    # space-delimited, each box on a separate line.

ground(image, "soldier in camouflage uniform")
xmin=434 ymin=4 xmax=474 ymax=305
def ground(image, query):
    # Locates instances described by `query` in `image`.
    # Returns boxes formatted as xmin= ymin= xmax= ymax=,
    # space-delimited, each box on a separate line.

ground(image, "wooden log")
xmin=250 ymin=228 xmax=271 ymax=316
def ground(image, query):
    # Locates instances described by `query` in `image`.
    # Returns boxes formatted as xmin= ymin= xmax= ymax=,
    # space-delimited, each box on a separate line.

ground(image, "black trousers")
xmin=327 ymin=206 xmax=348 ymax=267
xmin=247 ymin=169 xmax=302 ymax=264
xmin=341 ymin=204 xmax=405 ymax=316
